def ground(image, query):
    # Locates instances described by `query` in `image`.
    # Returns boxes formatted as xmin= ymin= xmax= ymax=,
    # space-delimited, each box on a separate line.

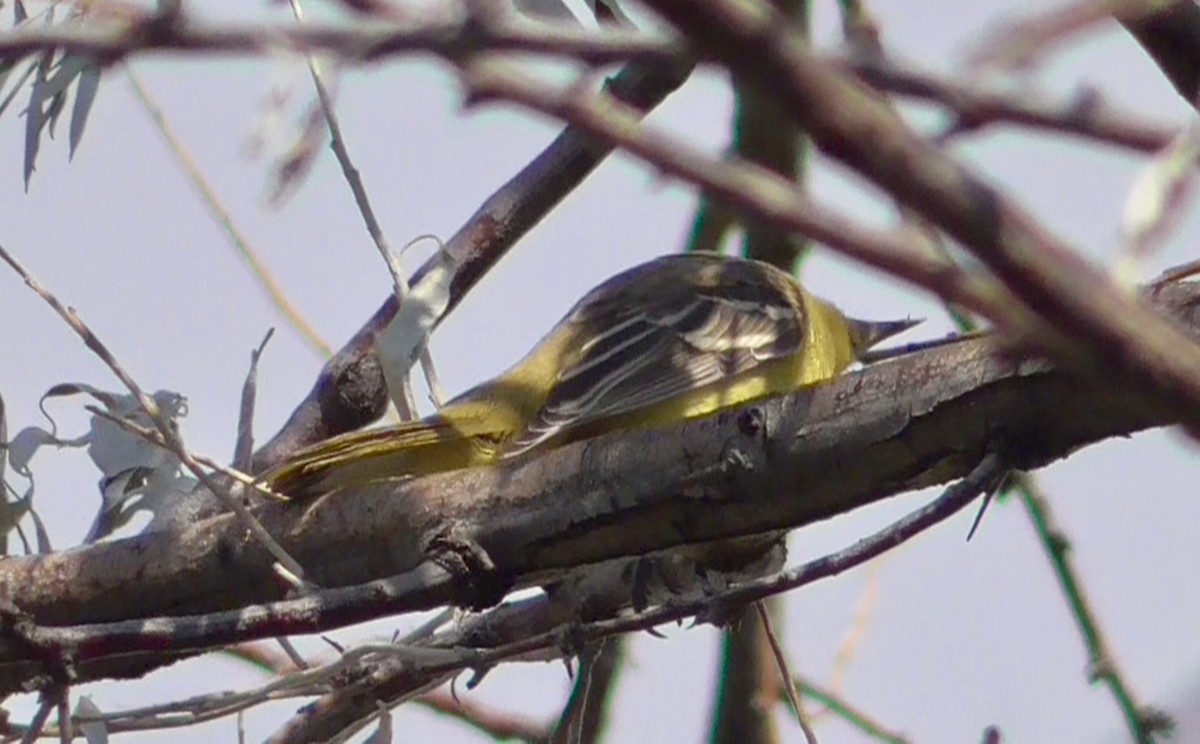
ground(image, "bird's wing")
xmin=507 ymin=279 xmax=807 ymax=454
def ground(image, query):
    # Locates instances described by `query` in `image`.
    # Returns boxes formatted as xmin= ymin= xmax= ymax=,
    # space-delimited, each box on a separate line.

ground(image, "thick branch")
xmin=641 ymin=0 xmax=1200 ymax=437
xmin=0 ymin=283 xmax=1194 ymax=694
xmin=1121 ymin=1 xmax=1200 ymax=102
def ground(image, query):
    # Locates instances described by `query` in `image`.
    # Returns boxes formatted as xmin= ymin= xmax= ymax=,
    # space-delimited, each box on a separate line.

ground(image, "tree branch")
xmin=640 ymin=0 xmax=1200 ymax=439
xmin=0 ymin=12 xmax=684 ymax=66
xmin=246 ymin=58 xmax=693 ymax=480
xmin=0 ymin=281 xmax=1194 ymax=695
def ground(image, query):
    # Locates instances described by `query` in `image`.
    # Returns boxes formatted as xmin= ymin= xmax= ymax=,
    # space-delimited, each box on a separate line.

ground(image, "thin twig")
xmin=967 ymin=0 xmax=1191 ymax=72
xmin=0 ymin=243 xmax=307 ymax=584
xmin=794 ymin=676 xmax=908 ymax=744
xmin=642 ymin=0 xmax=1200 ymax=439
xmin=252 ymin=59 xmax=693 ymax=471
xmin=235 ymin=329 xmax=275 ymax=473
xmin=828 ymin=561 xmax=882 ymax=695
xmin=285 ymin=0 xmax=441 ymax=420
xmin=843 ymin=54 xmax=1182 ymax=155
xmin=20 ymin=695 xmax=54 ymax=744
xmin=1015 ymin=475 xmax=1171 ymax=742
xmin=124 ymin=68 xmax=332 ymax=360
xmin=54 ymin=685 xmax=71 ymax=744
xmin=416 ymin=690 xmax=551 ymax=742
xmin=462 ymin=58 xmax=1028 ymax=332
xmin=0 ymin=13 xmax=685 ymax=65
xmin=85 ymin=407 xmax=280 ymax=500
xmin=755 ymin=601 xmax=817 ymax=744
xmin=274 ymin=637 xmax=310 ymax=672
xmin=271 ymin=453 xmax=1009 ymax=741
xmin=0 ymin=448 xmax=1011 ymax=742
xmin=940 ymin=296 xmax=1165 ymax=742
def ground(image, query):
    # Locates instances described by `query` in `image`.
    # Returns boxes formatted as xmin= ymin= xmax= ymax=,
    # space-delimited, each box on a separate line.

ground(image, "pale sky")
xmin=1 ymin=1 xmax=1199 ymax=742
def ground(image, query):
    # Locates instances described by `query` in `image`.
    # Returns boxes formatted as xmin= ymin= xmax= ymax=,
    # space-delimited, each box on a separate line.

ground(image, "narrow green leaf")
xmin=23 ymin=51 xmax=54 ymax=188
xmin=0 ymin=390 xmax=7 ymax=484
xmin=69 ymin=60 xmax=100 ymax=158
xmin=0 ymin=58 xmax=37 ymax=119
xmin=46 ymin=88 xmax=67 ymax=138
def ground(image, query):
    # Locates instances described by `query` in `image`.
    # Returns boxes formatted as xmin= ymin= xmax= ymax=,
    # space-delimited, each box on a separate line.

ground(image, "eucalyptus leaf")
xmin=69 ymin=60 xmax=100 ymax=158
xmin=0 ymin=58 xmax=37 ymax=119
xmin=587 ymin=0 xmax=633 ymax=25
xmin=0 ymin=390 xmax=7 ymax=484
xmin=0 ymin=491 xmax=31 ymax=557
xmin=75 ymin=696 xmax=109 ymax=744
xmin=45 ymin=85 xmax=67 ymax=139
xmin=27 ymin=498 xmax=50 ymax=553
xmin=0 ymin=55 xmax=22 ymax=102
xmin=23 ymin=50 xmax=54 ymax=188
xmin=513 ymin=0 xmax=579 ymax=24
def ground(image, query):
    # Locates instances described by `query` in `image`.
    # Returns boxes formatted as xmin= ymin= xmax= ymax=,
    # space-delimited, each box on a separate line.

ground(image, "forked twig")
xmin=0 ymin=243 xmax=306 ymax=584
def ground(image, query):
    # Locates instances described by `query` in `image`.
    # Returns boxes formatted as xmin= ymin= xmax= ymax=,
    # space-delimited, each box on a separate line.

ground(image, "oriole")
xmin=265 ymin=253 xmax=917 ymax=499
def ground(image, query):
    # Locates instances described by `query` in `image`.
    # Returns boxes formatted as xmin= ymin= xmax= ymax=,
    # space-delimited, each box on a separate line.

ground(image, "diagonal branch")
xmin=249 ymin=59 xmax=693 ymax=474
xmin=639 ymin=0 xmax=1200 ymax=439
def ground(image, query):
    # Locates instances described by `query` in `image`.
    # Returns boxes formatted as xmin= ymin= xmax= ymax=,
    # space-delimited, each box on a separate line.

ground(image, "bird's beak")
xmin=847 ymin=316 xmax=923 ymax=358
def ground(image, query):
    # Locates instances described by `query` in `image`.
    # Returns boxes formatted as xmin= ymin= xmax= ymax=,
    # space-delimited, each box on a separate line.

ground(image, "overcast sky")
xmin=1 ymin=1 xmax=1199 ymax=742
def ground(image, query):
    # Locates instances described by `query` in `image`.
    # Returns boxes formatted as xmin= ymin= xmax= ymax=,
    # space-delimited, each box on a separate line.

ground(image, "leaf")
xmin=22 ymin=384 xmax=194 ymax=543
xmin=84 ymin=388 xmax=186 ymax=482
xmin=266 ymin=95 xmax=326 ymax=205
xmin=78 ymin=388 xmax=192 ymax=542
xmin=69 ymin=59 xmax=100 ymax=158
xmin=587 ymin=0 xmax=634 ymax=26
xmin=73 ymin=696 xmax=109 ymax=744
xmin=1119 ymin=117 xmax=1200 ymax=286
xmin=0 ymin=58 xmax=37 ymax=119
xmin=0 ymin=490 xmax=32 ymax=557
xmin=375 ymin=248 xmax=457 ymax=412
xmin=45 ymin=86 xmax=67 ymax=139
xmin=44 ymin=381 xmax=121 ymax=411
xmin=23 ymin=50 xmax=54 ymax=189
xmin=0 ymin=389 xmax=7 ymax=483
xmin=41 ymin=52 xmax=90 ymax=142
xmin=43 ymin=53 xmax=92 ymax=100
xmin=0 ymin=54 xmax=23 ymax=103
xmin=362 ymin=704 xmax=392 ymax=744
xmin=27 ymin=500 xmax=50 ymax=552
xmin=513 ymin=0 xmax=580 ymax=24
xmin=6 ymin=425 xmax=61 ymax=475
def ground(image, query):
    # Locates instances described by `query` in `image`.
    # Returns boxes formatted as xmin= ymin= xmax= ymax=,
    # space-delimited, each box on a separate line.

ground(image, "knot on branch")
xmin=425 ymin=525 xmax=510 ymax=611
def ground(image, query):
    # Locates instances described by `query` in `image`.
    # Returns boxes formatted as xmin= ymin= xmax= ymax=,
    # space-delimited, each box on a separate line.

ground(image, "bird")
xmin=263 ymin=252 xmax=918 ymax=500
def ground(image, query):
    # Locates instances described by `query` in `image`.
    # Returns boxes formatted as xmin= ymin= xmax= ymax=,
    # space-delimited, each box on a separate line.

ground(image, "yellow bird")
xmin=264 ymin=253 xmax=917 ymax=499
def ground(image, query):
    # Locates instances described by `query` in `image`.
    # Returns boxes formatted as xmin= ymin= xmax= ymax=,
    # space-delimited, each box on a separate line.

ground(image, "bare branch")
xmin=0 ymin=13 xmax=685 ymax=65
xmin=0 ymin=280 xmax=1196 ymax=696
xmin=842 ymin=54 xmax=1183 ymax=154
xmin=252 ymin=59 xmax=693 ymax=474
xmin=641 ymin=0 xmax=1200 ymax=438
xmin=0 ymin=242 xmax=306 ymax=583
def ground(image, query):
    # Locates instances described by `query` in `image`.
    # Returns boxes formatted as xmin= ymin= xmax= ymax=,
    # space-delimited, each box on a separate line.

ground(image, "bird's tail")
xmin=262 ymin=415 xmax=501 ymax=500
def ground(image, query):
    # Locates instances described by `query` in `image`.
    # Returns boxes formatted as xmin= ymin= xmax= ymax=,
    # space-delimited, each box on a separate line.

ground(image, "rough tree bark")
xmin=0 ymin=281 xmax=1193 ymax=695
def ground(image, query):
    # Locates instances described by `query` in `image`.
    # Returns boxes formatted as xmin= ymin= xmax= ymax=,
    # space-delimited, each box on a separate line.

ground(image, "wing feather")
xmin=508 ymin=270 xmax=806 ymax=454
